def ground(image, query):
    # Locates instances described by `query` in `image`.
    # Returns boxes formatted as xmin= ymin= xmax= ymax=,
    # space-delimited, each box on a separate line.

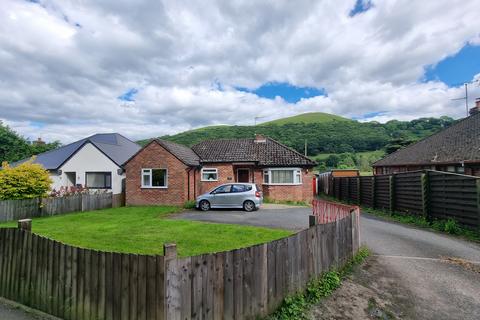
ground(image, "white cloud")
xmin=1 ymin=0 xmax=480 ymax=143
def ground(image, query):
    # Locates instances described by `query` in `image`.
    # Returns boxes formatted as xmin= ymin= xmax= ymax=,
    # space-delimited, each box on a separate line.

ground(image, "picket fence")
xmin=0 ymin=193 xmax=125 ymax=223
xmin=0 ymin=199 xmax=359 ymax=320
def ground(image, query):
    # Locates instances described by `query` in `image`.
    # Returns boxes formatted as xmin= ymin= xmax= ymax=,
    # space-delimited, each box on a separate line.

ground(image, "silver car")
xmin=196 ymin=183 xmax=263 ymax=212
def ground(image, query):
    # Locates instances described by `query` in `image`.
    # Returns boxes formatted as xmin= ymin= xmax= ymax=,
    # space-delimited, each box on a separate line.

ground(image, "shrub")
xmin=183 ymin=200 xmax=196 ymax=209
xmin=0 ymin=158 xmax=52 ymax=200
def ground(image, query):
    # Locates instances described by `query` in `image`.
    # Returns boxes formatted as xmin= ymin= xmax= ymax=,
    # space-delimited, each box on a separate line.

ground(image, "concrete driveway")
xmin=173 ymin=203 xmax=311 ymax=231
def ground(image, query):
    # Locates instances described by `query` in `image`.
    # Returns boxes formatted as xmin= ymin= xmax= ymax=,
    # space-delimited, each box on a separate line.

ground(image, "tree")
xmin=0 ymin=158 xmax=52 ymax=200
xmin=0 ymin=121 xmax=30 ymax=163
xmin=0 ymin=121 xmax=61 ymax=163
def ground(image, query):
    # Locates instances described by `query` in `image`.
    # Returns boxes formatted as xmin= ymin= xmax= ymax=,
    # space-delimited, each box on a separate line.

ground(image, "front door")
xmin=237 ymin=169 xmax=250 ymax=183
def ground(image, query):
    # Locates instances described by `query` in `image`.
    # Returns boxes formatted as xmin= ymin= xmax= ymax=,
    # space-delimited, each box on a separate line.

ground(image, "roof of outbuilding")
xmin=373 ymin=112 xmax=480 ymax=167
xmin=192 ymin=137 xmax=316 ymax=167
xmin=12 ymin=133 xmax=141 ymax=170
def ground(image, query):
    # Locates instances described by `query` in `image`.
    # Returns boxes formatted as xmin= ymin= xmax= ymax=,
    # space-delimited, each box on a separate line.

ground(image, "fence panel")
xmin=374 ymin=175 xmax=391 ymax=210
xmin=428 ymin=171 xmax=479 ymax=228
xmin=359 ymin=176 xmax=374 ymax=207
xmin=0 ymin=193 xmax=124 ymax=222
xmin=394 ymin=171 xmax=423 ymax=215
xmin=42 ymin=195 xmax=82 ymax=216
xmin=0 ymin=199 xmax=39 ymax=222
xmin=348 ymin=178 xmax=359 ymax=203
xmin=340 ymin=178 xmax=349 ymax=200
xmin=325 ymin=170 xmax=480 ymax=229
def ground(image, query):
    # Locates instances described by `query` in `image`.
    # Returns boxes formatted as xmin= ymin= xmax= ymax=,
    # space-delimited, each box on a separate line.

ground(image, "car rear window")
xmin=232 ymin=184 xmax=247 ymax=192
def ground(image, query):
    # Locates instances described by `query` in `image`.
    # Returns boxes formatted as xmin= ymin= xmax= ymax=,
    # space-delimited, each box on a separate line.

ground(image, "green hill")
xmin=138 ymin=114 xmax=456 ymax=158
xmin=260 ymin=112 xmax=351 ymax=125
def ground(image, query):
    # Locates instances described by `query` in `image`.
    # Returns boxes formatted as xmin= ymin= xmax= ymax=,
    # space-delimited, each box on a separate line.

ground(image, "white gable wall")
xmin=50 ymin=142 xmax=125 ymax=194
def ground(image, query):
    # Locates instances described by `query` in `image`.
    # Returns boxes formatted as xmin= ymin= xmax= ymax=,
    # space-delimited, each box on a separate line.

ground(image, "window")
xmin=263 ymin=168 xmax=302 ymax=185
xmin=141 ymin=168 xmax=167 ymax=188
xmin=201 ymin=168 xmax=218 ymax=181
xmin=212 ymin=184 xmax=231 ymax=194
xmin=85 ymin=172 xmax=112 ymax=189
xmin=231 ymin=184 xmax=252 ymax=193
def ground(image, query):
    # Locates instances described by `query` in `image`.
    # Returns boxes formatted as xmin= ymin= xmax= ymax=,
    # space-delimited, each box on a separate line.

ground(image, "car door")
xmin=210 ymin=184 xmax=232 ymax=207
xmin=229 ymin=184 xmax=250 ymax=207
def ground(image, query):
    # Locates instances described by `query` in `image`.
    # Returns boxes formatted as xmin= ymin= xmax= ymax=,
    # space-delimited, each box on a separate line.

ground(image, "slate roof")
xmin=154 ymin=139 xmax=200 ymax=166
xmin=192 ymin=138 xmax=316 ymax=167
xmin=373 ymin=112 xmax=480 ymax=167
xmin=13 ymin=133 xmax=141 ymax=170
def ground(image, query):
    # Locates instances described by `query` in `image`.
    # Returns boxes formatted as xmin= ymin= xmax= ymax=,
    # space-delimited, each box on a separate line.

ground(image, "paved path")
xmin=0 ymin=299 xmax=49 ymax=320
xmin=360 ymin=214 xmax=480 ymax=319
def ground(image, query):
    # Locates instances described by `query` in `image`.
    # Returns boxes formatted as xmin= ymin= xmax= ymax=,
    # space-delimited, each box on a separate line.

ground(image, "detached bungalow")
xmin=12 ymin=133 xmax=141 ymax=194
xmin=124 ymin=135 xmax=317 ymax=206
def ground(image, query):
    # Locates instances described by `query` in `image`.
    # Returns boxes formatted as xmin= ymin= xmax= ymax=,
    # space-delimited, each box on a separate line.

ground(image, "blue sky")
xmin=236 ymin=82 xmax=326 ymax=103
xmin=424 ymin=44 xmax=480 ymax=87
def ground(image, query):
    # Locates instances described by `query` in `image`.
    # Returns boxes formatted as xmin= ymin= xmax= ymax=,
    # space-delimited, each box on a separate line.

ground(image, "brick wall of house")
xmin=196 ymin=163 xmax=237 ymax=195
xmin=262 ymin=169 xmax=314 ymax=202
xmin=125 ymin=141 xmax=190 ymax=206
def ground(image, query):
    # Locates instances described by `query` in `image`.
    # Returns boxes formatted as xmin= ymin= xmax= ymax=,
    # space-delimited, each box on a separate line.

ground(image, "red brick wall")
xmin=125 ymin=141 xmax=191 ymax=206
xmin=196 ymin=163 xmax=237 ymax=195
xmin=262 ymin=169 xmax=313 ymax=202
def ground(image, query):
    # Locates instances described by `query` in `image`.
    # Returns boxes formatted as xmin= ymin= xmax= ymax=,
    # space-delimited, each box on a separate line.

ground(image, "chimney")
xmin=34 ymin=137 xmax=45 ymax=145
xmin=469 ymin=98 xmax=480 ymax=116
xmin=254 ymin=134 xmax=267 ymax=143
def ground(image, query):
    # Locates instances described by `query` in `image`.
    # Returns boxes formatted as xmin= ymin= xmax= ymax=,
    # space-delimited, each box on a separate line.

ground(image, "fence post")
xmin=421 ymin=171 xmax=430 ymax=220
xmin=346 ymin=178 xmax=350 ymax=201
xmin=356 ymin=177 xmax=361 ymax=205
xmin=371 ymin=176 xmax=376 ymax=209
xmin=309 ymin=215 xmax=317 ymax=227
xmin=476 ymin=179 xmax=480 ymax=231
xmin=389 ymin=175 xmax=395 ymax=213
xmin=164 ymin=243 xmax=180 ymax=320
xmin=18 ymin=219 xmax=32 ymax=232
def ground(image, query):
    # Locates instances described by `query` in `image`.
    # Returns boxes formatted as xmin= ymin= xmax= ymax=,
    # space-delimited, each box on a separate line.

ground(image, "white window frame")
xmin=141 ymin=168 xmax=168 ymax=188
xmin=263 ymin=168 xmax=302 ymax=185
xmin=201 ymin=168 xmax=218 ymax=181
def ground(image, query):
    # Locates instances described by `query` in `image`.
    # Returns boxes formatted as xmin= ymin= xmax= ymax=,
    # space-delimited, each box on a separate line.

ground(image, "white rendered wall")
xmin=51 ymin=142 xmax=125 ymax=194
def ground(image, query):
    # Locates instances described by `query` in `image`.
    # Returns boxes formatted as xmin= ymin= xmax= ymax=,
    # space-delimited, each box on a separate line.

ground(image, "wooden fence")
xmin=0 ymin=200 xmax=360 ymax=320
xmin=0 ymin=193 xmax=125 ymax=223
xmin=323 ymin=170 xmax=480 ymax=229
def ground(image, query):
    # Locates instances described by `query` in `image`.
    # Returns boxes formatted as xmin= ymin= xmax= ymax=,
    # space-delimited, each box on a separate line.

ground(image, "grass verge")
xmin=319 ymin=194 xmax=480 ymax=243
xmin=266 ymin=247 xmax=370 ymax=320
xmin=0 ymin=206 xmax=292 ymax=257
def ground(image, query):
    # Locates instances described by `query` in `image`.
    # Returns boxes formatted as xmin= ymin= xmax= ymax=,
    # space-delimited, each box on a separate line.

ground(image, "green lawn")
xmin=0 ymin=206 xmax=291 ymax=257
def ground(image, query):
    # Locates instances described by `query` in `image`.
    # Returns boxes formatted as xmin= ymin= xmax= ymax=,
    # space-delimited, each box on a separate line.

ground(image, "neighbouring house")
xmin=124 ymin=135 xmax=317 ymax=206
xmin=12 ymin=133 xmax=141 ymax=194
xmin=373 ymin=99 xmax=480 ymax=176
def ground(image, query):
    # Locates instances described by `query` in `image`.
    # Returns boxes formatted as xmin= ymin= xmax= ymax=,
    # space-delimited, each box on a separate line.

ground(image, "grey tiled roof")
xmin=373 ymin=112 xmax=480 ymax=167
xmin=192 ymin=138 xmax=316 ymax=167
xmin=155 ymin=139 xmax=200 ymax=166
xmin=13 ymin=133 xmax=141 ymax=170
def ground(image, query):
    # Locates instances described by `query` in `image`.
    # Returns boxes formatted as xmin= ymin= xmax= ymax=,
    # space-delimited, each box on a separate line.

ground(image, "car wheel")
xmin=243 ymin=200 xmax=255 ymax=212
xmin=199 ymin=200 xmax=210 ymax=211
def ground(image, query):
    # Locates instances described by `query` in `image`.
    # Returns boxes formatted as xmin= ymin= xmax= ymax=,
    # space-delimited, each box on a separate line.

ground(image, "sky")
xmin=1 ymin=0 xmax=480 ymax=143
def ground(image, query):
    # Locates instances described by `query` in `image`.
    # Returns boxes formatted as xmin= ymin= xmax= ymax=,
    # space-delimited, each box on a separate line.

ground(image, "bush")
xmin=183 ymin=200 xmax=196 ymax=209
xmin=0 ymin=158 xmax=52 ymax=200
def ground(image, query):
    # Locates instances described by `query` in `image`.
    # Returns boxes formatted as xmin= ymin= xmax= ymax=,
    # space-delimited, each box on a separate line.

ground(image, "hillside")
xmin=260 ymin=112 xmax=351 ymax=126
xmin=138 ymin=114 xmax=456 ymax=158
